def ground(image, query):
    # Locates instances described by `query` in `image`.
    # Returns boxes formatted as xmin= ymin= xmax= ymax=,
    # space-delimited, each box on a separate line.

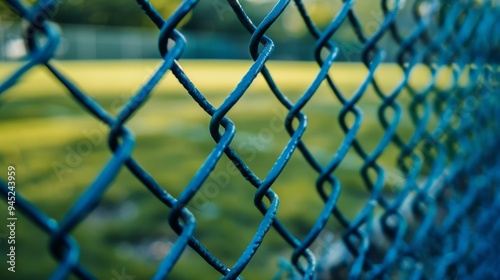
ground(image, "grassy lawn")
xmin=0 ymin=60 xmax=433 ymax=279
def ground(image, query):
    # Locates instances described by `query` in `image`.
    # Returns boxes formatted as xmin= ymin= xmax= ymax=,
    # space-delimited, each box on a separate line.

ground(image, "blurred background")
xmin=0 ymin=0 xmax=416 ymax=61
xmin=0 ymin=0 xmax=433 ymax=279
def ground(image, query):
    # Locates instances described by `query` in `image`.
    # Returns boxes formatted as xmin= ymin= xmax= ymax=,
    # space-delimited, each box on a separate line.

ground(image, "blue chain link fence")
xmin=1 ymin=0 xmax=500 ymax=279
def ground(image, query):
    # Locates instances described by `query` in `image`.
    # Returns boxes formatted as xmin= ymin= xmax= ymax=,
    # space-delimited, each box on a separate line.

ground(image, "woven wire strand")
xmin=1 ymin=0 xmax=499 ymax=279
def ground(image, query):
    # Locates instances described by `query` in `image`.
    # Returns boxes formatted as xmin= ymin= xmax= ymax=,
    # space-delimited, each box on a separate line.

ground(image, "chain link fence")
xmin=1 ymin=0 xmax=500 ymax=279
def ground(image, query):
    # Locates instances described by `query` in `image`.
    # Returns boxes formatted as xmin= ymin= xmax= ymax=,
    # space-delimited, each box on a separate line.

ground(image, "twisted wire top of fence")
xmin=1 ymin=0 xmax=500 ymax=279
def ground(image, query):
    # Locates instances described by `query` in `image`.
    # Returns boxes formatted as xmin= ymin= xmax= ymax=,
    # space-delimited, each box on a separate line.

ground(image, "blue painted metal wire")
xmin=1 ymin=0 xmax=499 ymax=279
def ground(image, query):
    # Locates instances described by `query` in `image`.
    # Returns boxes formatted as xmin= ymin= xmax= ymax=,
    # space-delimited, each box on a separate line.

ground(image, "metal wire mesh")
xmin=1 ymin=0 xmax=499 ymax=279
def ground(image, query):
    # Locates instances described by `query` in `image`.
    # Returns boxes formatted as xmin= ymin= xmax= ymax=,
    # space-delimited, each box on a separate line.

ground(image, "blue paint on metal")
xmin=1 ymin=0 xmax=499 ymax=279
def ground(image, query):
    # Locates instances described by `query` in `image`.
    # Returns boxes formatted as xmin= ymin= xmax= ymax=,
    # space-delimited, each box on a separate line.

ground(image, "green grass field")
xmin=0 ymin=60 xmax=437 ymax=279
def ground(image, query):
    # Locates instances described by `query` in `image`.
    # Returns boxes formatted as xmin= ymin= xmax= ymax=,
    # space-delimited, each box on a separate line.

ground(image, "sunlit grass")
xmin=0 ymin=60 xmax=434 ymax=279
